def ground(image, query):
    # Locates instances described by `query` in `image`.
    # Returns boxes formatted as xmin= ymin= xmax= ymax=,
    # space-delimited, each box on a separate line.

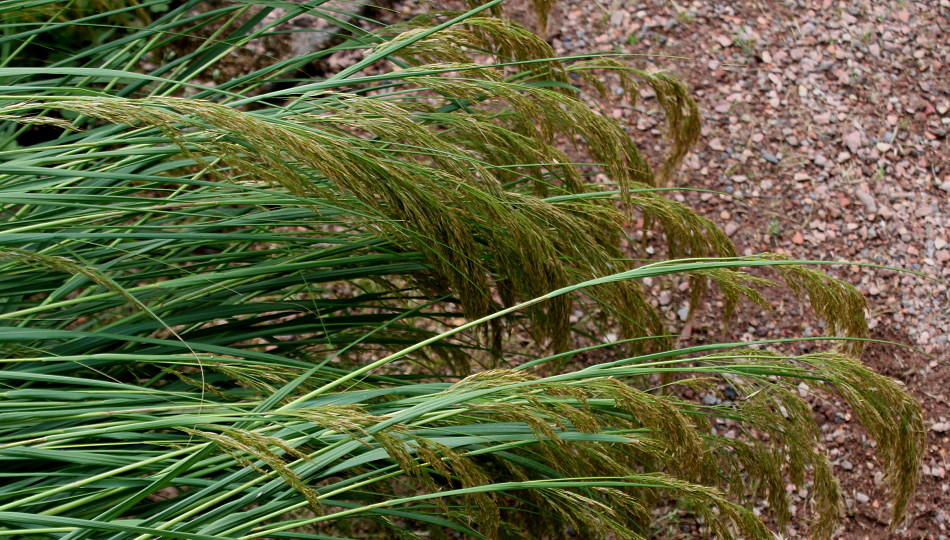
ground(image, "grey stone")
xmin=843 ymin=130 xmax=863 ymax=153
xmin=276 ymin=1 xmax=367 ymax=59
xmin=855 ymin=190 xmax=877 ymax=213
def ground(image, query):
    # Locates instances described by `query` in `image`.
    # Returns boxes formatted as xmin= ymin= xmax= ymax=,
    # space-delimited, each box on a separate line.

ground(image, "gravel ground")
xmin=539 ymin=0 xmax=948 ymax=537
xmin=287 ymin=0 xmax=947 ymax=536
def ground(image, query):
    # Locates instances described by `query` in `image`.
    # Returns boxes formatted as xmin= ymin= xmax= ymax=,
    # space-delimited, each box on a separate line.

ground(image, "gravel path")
xmin=539 ymin=1 xmax=948 ymax=537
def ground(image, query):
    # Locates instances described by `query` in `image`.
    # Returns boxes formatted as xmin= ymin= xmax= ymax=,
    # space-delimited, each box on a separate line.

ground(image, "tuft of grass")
xmin=0 ymin=1 xmax=924 ymax=538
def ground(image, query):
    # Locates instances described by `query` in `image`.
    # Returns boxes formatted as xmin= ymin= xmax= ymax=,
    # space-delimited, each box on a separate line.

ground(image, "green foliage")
xmin=0 ymin=0 xmax=164 ymax=67
xmin=0 ymin=1 xmax=923 ymax=538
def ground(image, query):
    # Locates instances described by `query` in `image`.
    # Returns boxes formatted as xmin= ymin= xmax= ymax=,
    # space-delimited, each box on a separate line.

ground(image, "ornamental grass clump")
xmin=0 ymin=1 xmax=923 ymax=538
